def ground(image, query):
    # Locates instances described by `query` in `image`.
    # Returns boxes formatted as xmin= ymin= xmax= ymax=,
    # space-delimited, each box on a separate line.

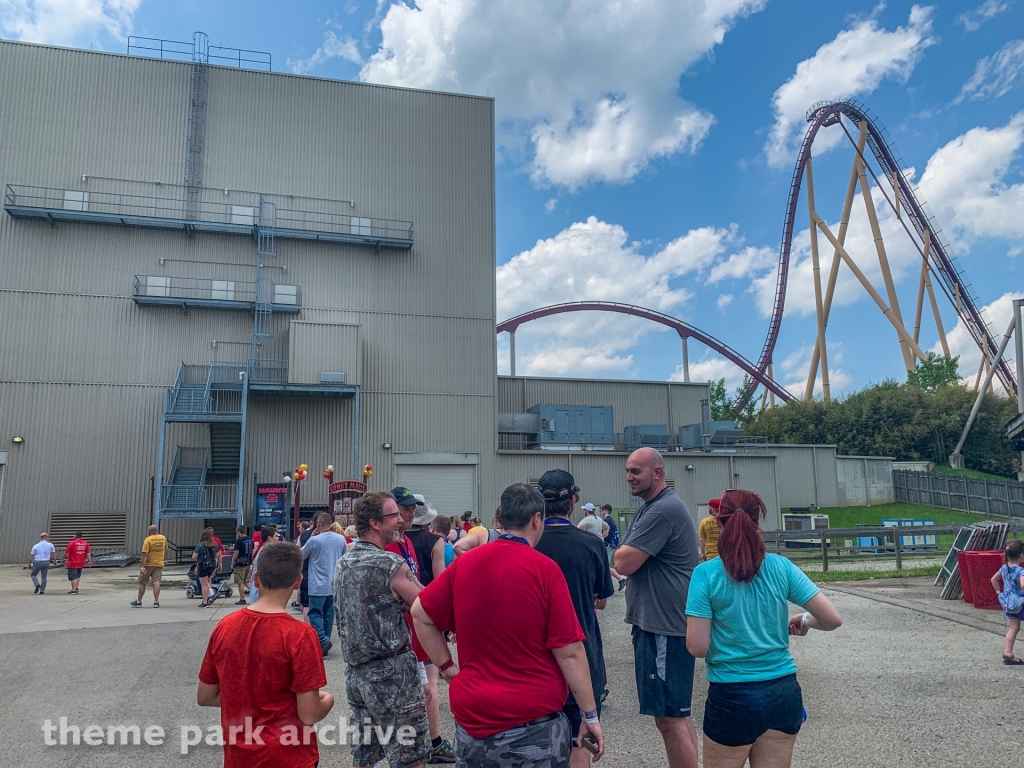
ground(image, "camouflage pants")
xmin=455 ymin=712 xmax=571 ymax=768
xmin=346 ymin=650 xmax=431 ymax=768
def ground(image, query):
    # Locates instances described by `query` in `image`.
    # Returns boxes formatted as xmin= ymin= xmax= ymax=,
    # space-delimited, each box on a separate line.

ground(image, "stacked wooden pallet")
xmin=936 ymin=522 xmax=1009 ymax=600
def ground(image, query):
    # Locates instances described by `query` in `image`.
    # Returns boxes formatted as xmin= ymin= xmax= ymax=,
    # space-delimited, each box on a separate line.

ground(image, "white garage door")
xmin=395 ymin=464 xmax=477 ymax=520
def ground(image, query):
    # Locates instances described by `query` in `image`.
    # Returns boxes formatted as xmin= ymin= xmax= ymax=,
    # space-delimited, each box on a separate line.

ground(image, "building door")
xmin=395 ymin=463 xmax=477 ymax=520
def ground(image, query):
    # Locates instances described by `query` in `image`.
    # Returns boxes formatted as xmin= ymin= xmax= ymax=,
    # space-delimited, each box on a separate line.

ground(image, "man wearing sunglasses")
xmin=333 ymin=490 xmax=432 ymax=768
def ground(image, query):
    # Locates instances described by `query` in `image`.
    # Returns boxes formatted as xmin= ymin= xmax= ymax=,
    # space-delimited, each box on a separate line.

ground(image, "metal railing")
xmin=893 ymin=470 xmax=1024 ymax=518
xmin=133 ymin=275 xmax=302 ymax=309
xmin=165 ymin=363 xmax=245 ymax=416
xmin=128 ymin=36 xmax=272 ymax=71
xmin=5 ymin=183 xmax=413 ymax=246
xmin=160 ymin=484 xmax=238 ymax=513
xmin=497 ymin=432 xmax=772 ymax=452
xmin=248 ymin=359 xmax=289 ymax=385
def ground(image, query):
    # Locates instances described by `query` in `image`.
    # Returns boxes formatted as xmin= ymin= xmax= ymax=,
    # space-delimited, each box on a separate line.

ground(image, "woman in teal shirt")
xmin=685 ymin=489 xmax=842 ymax=768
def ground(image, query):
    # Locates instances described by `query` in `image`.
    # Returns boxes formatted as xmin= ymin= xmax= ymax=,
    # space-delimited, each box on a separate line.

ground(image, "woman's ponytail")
xmin=717 ymin=489 xmax=767 ymax=582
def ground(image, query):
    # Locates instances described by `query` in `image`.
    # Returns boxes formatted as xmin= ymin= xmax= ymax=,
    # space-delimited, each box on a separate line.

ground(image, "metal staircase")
xmin=156 ymin=363 xmax=248 ymax=524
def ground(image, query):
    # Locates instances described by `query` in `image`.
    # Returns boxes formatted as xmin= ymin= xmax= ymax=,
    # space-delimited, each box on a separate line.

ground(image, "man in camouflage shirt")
xmin=334 ymin=490 xmax=431 ymax=768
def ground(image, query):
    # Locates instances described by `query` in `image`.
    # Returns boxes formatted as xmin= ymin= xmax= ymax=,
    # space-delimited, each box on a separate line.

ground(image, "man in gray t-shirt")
xmin=301 ymin=512 xmax=348 ymax=655
xmin=614 ymin=447 xmax=700 ymax=768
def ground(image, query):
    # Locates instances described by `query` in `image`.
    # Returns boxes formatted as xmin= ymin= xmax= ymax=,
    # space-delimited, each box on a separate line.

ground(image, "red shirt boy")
xmin=64 ymin=538 xmax=90 ymax=569
xmin=198 ymin=541 xmax=332 ymax=768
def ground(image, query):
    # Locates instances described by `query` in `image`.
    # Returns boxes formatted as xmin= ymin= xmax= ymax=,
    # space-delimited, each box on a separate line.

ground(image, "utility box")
xmin=288 ymin=321 xmax=362 ymax=386
xmin=679 ymin=421 xmax=744 ymax=450
xmin=526 ymin=404 xmax=615 ymax=448
xmin=781 ymin=512 xmax=830 ymax=549
xmin=624 ymin=425 xmax=671 ymax=451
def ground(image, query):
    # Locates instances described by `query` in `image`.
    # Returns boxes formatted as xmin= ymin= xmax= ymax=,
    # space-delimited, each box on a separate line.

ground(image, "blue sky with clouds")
xmin=3 ymin=1 xmax=1023 ymax=397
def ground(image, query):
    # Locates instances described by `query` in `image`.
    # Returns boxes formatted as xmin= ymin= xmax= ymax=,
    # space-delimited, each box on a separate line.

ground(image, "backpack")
xmin=605 ymin=517 xmax=620 ymax=548
xmin=998 ymin=564 xmax=1024 ymax=614
xmin=198 ymin=545 xmax=219 ymax=572
xmin=234 ymin=538 xmax=253 ymax=567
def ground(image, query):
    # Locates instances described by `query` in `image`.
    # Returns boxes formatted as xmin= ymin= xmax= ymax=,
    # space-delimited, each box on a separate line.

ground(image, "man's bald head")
xmin=629 ymin=447 xmax=665 ymax=470
xmin=626 ymin=447 xmax=667 ymax=502
xmin=148 ymin=525 xmax=159 ymax=535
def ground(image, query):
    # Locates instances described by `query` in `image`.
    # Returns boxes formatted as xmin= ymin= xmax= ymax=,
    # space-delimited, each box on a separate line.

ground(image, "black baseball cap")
xmin=537 ymin=469 xmax=578 ymax=501
xmin=391 ymin=487 xmax=424 ymax=507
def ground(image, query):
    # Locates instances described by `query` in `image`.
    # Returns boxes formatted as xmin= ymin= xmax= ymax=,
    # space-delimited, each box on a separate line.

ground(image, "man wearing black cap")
xmin=534 ymin=470 xmax=614 ymax=768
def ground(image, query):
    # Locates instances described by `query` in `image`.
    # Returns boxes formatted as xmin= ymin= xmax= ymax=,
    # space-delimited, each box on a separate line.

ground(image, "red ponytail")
xmin=717 ymin=489 xmax=767 ymax=582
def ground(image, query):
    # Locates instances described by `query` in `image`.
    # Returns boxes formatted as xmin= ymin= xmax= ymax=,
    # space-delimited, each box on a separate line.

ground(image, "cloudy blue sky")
xmin=4 ymin=1 xmax=1023 ymax=397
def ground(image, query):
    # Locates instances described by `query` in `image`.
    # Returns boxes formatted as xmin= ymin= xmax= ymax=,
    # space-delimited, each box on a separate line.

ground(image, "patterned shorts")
xmin=455 ymin=712 xmax=571 ymax=768
xmin=345 ymin=651 xmax=430 ymax=768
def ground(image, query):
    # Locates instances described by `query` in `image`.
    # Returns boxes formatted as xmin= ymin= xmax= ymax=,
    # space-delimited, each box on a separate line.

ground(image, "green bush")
xmin=745 ymin=380 xmax=1019 ymax=477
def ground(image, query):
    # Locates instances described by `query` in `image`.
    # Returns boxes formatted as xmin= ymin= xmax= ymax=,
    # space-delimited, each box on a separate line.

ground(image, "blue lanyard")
xmin=395 ymin=538 xmax=419 ymax=577
xmin=498 ymin=533 xmax=530 ymax=546
xmin=544 ymin=518 xmax=572 ymax=526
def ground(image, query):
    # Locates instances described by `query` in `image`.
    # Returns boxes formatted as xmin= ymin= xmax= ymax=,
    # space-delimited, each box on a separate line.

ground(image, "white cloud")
xmin=544 ymin=198 xmax=558 ymax=213
xmin=766 ymin=6 xmax=936 ymax=169
xmin=918 ymin=113 xmax=1024 ymax=250
xmin=671 ymin=354 xmax=747 ymax=393
xmin=288 ymin=30 xmax=363 ymax=74
xmin=957 ymin=0 xmax=1012 ymax=32
xmin=956 ymin=39 xmax=1024 ymax=103
xmin=717 ymin=293 xmax=734 ymax=309
xmin=941 ymin=292 xmax=1021 ymax=385
xmin=708 ymin=245 xmax=776 ymax=283
xmin=361 ymin=0 xmax=767 ymax=189
xmin=497 ymin=216 xmax=748 ymax=377
xmin=0 ymin=0 xmax=139 ymax=46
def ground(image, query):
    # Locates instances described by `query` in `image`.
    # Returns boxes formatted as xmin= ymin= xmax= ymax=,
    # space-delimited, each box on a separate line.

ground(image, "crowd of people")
xmin=189 ymin=447 xmax=847 ymax=768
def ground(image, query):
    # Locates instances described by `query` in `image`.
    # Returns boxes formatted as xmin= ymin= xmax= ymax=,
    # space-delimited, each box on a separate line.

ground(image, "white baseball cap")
xmin=581 ymin=503 xmax=596 ymax=512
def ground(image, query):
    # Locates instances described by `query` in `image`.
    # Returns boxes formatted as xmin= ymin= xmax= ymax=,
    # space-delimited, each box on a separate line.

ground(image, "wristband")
xmin=438 ymin=659 xmax=455 ymax=673
xmin=582 ymin=709 xmax=599 ymax=724
xmin=801 ymin=612 xmax=811 ymax=630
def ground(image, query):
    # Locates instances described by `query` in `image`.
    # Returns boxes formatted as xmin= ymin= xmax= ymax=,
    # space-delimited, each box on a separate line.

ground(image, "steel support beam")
xmin=804 ymin=156 xmax=831 ymax=402
xmin=509 ymin=331 xmax=516 ymax=378
xmin=681 ymin=335 xmax=690 ymax=382
xmin=813 ymin=215 xmax=928 ymax=363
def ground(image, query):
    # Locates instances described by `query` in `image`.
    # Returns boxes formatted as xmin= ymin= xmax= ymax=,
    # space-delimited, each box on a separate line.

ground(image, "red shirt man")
xmin=413 ymin=483 xmax=605 ymax=764
xmin=64 ymin=537 xmax=90 ymax=569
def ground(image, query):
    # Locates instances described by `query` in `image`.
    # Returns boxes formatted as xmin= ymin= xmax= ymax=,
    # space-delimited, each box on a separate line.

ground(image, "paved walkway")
xmin=0 ymin=566 xmax=1020 ymax=767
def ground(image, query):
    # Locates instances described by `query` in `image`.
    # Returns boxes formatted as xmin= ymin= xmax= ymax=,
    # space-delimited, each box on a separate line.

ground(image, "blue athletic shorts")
xmin=703 ymin=673 xmax=804 ymax=747
xmin=631 ymin=626 xmax=695 ymax=718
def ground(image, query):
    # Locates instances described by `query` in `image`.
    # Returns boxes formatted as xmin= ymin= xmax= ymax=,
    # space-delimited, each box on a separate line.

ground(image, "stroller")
xmin=185 ymin=553 xmax=234 ymax=600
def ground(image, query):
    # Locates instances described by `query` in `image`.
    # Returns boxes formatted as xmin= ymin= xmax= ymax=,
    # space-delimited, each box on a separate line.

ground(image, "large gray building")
xmin=0 ymin=37 xmax=799 ymax=563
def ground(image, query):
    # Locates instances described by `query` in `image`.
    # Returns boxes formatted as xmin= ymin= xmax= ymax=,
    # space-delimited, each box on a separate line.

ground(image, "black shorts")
xmin=703 ymin=673 xmax=804 ymax=747
xmin=299 ymin=577 xmax=309 ymax=607
xmin=197 ymin=566 xmax=216 ymax=578
xmin=631 ymin=626 xmax=695 ymax=718
xmin=66 ymin=568 xmax=82 ymax=581
xmin=562 ymin=700 xmax=601 ymax=738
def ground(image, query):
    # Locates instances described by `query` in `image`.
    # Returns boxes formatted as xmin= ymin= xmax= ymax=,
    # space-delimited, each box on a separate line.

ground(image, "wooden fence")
xmin=892 ymin=470 xmax=1024 ymax=518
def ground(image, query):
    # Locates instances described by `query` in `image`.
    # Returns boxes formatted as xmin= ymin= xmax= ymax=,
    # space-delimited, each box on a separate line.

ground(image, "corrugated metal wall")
xmin=0 ymin=41 xmax=497 ymax=561
xmin=488 ymin=451 xmax=781 ymax=530
xmin=498 ymin=376 xmax=710 ymax=432
xmin=758 ymin=445 xmax=840 ymax=509
xmin=836 ymin=456 xmax=895 ymax=506
xmin=288 ymin=322 xmax=362 ymax=385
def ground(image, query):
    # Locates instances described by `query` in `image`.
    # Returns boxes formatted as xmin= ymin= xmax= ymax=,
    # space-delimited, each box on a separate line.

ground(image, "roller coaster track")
xmin=759 ymin=99 xmax=1016 ymax=396
xmin=497 ymin=301 xmax=795 ymax=401
xmin=497 ymin=101 xmax=1015 ymax=402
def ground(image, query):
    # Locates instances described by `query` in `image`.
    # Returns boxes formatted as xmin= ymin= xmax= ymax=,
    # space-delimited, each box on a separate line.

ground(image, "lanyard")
xmin=544 ymin=518 xmax=572 ymax=526
xmin=395 ymin=538 xmax=419 ymax=577
xmin=498 ymin=533 xmax=530 ymax=546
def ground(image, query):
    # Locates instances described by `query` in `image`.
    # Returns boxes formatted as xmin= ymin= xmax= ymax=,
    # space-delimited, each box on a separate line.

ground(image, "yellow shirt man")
xmin=698 ymin=501 xmax=722 ymax=561
xmin=142 ymin=532 xmax=167 ymax=568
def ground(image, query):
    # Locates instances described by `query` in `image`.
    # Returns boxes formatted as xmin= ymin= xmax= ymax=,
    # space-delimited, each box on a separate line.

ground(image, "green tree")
xmin=744 ymin=379 xmax=1018 ymax=477
xmin=906 ymin=352 xmax=960 ymax=391
xmin=708 ymin=376 xmax=760 ymax=428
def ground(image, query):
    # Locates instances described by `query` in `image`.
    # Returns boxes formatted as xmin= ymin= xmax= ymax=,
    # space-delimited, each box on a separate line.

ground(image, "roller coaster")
xmin=498 ymin=100 xmax=1019 ymax=404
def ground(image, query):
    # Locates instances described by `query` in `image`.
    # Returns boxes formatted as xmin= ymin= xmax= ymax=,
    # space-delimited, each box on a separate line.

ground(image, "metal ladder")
xmin=252 ymin=198 xmax=276 ymax=362
xmin=184 ymin=32 xmax=209 ymax=223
